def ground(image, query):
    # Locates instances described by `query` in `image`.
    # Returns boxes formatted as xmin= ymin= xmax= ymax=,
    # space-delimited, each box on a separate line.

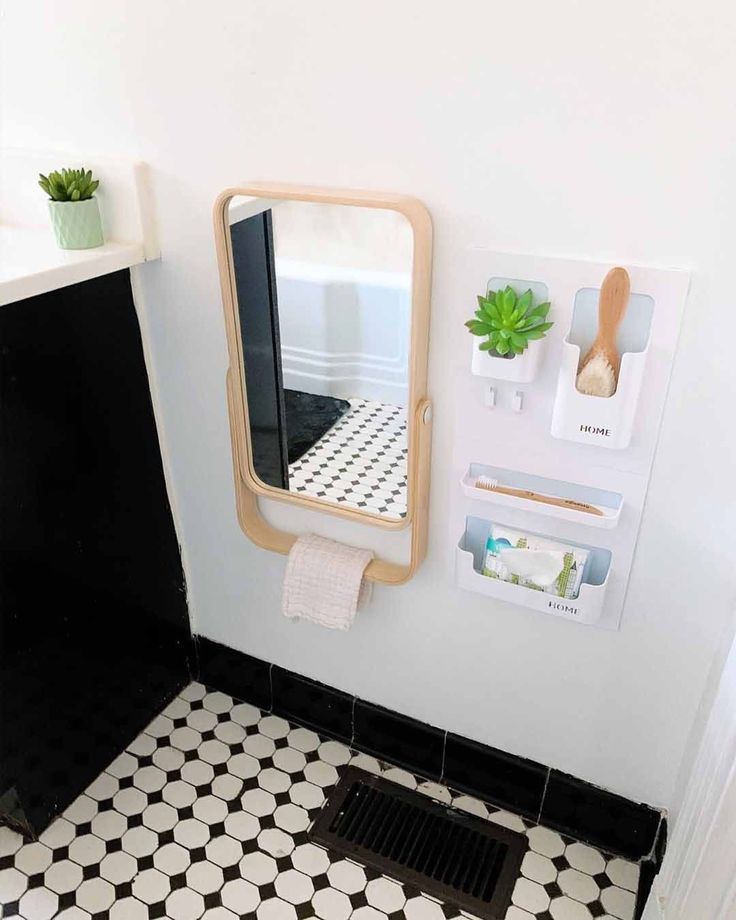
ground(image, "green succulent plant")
xmin=466 ymin=286 xmax=553 ymax=357
xmin=38 ymin=168 xmax=100 ymax=202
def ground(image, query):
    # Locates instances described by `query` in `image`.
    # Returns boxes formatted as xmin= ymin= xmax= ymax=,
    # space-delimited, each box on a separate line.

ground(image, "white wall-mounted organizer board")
xmin=452 ymin=250 xmax=690 ymax=630
xmin=0 ymin=148 xmax=158 ymax=306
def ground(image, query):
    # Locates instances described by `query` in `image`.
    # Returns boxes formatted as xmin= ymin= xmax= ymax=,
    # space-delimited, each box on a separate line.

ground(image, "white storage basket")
xmin=455 ymin=516 xmax=612 ymax=626
xmin=551 ymin=287 xmax=654 ymax=450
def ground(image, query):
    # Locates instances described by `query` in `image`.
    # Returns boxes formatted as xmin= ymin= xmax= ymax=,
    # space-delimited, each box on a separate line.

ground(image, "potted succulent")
xmin=38 ymin=168 xmax=104 ymax=250
xmin=466 ymin=284 xmax=553 ymax=383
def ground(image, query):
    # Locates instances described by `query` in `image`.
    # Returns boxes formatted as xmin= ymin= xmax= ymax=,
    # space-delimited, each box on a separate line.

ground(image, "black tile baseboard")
xmin=271 ymin=666 xmax=353 ymax=743
xmin=635 ymin=817 xmax=667 ymax=920
xmin=353 ymin=699 xmax=445 ymax=780
xmin=196 ymin=636 xmax=271 ymax=711
xmin=540 ymin=769 xmax=662 ymax=859
xmin=195 ymin=636 xmax=662 ymax=860
xmin=444 ymin=733 xmax=548 ymax=822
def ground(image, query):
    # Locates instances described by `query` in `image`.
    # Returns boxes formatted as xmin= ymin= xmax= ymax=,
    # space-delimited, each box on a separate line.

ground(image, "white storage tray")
xmin=455 ymin=515 xmax=612 ymax=625
xmin=461 ymin=463 xmax=622 ymax=529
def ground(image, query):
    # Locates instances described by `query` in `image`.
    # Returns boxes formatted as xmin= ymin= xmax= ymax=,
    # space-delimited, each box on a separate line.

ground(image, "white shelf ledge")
xmin=0 ymin=149 xmax=158 ymax=306
xmin=0 ymin=225 xmax=145 ymax=306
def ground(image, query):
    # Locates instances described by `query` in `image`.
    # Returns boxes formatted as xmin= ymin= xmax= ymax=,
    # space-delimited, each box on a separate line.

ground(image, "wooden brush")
xmin=576 ymin=266 xmax=631 ymax=397
xmin=474 ymin=476 xmax=605 ymax=517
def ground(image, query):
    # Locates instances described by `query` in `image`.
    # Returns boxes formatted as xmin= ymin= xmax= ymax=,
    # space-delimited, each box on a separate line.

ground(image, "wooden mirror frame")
xmin=214 ymin=183 xmax=433 ymax=584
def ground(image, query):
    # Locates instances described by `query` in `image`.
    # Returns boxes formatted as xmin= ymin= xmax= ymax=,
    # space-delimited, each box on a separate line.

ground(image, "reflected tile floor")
xmin=288 ymin=399 xmax=407 ymax=520
xmin=0 ymin=684 xmax=640 ymax=920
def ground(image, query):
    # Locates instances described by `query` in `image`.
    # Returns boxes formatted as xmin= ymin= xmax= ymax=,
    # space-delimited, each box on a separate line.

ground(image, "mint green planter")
xmin=48 ymin=198 xmax=104 ymax=250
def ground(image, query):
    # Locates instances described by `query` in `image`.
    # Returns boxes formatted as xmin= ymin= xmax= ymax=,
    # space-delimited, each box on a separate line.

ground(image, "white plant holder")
xmin=461 ymin=463 xmax=622 ymax=529
xmin=551 ymin=287 xmax=654 ymax=450
xmin=470 ymin=277 xmax=549 ymax=383
xmin=471 ymin=337 xmax=543 ymax=383
xmin=456 ymin=515 xmax=612 ymax=626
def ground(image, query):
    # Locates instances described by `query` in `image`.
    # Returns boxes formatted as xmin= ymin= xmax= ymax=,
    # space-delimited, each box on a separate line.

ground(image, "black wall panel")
xmin=0 ymin=271 xmax=192 ymax=835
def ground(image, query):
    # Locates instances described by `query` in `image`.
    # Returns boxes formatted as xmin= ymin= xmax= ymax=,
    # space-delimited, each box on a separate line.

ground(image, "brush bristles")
xmin=474 ymin=476 xmax=499 ymax=491
xmin=576 ymin=353 xmax=616 ymax=397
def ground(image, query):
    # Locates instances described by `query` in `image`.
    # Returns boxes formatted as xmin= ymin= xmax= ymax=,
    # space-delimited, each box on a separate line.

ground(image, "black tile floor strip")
xmin=352 ymin=699 xmax=445 ymax=781
xmin=540 ymin=770 xmax=661 ymax=859
xmin=196 ymin=638 xmax=664 ymax=860
xmin=271 ymin=666 xmax=354 ymax=744
xmin=443 ymin=732 xmax=549 ymax=823
xmin=196 ymin=638 xmax=272 ymax=711
xmin=310 ymin=766 xmax=528 ymax=920
xmin=634 ymin=816 xmax=668 ymax=920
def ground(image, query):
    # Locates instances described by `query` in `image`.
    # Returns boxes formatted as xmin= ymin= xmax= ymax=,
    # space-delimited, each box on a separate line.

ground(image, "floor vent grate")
xmin=309 ymin=766 xmax=527 ymax=919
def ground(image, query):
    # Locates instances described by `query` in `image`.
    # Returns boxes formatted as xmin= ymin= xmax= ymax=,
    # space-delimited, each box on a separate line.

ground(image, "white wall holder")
xmin=451 ymin=249 xmax=689 ymax=630
xmin=551 ymin=287 xmax=654 ymax=449
xmin=456 ymin=515 xmax=612 ymax=626
xmin=470 ymin=277 xmax=550 ymax=383
xmin=461 ymin=463 xmax=623 ymax=529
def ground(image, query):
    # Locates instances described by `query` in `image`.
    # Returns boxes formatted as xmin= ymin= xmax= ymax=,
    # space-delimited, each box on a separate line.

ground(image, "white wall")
xmin=643 ymin=612 xmax=736 ymax=919
xmin=3 ymin=0 xmax=735 ymax=809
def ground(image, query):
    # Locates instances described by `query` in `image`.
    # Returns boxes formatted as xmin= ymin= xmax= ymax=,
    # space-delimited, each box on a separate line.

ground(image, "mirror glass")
xmin=228 ymin=196 xmax=414 ymax=520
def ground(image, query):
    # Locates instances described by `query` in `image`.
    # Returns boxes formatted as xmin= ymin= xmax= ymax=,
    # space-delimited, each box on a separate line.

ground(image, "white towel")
xmin=282 ymin=534 xmax=373 ymax=630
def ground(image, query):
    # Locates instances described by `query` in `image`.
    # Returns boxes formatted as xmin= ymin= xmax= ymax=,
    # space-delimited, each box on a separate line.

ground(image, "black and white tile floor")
xmin=0 ymin=684 xmax=640 ymax=920
xmin=288 ymin=400 xmax=407 ymax=520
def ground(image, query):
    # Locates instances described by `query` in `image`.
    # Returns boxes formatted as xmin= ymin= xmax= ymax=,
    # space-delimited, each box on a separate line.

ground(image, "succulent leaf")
xmin=519 ymin=316 xmax=545 ymax=330
xmin=466 ymin=285 xmax=554 ymax=356
xmin=38 ymin=166 xmax=100 ymax=201
xmin=466 ymin=320 xmax=493 ymax=336
xmin=524 ymin=323 xmax=554 ymax=340
xmin=528 ymin=301 xmax=551 ymax=320
xmin=483 ymin=299 xmax=501 ymax=322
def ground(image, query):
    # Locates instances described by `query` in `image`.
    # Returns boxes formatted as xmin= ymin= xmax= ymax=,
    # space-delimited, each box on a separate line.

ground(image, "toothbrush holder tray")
xmin=460 ymin=463 xmax=623 ymax=529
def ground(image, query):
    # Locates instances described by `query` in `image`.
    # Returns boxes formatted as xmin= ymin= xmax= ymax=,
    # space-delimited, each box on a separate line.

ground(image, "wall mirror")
xmin=215 ymin=184 xmax=432 ymax=546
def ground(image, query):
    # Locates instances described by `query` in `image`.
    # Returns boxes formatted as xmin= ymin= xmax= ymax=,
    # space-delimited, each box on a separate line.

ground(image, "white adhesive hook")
xmin=513 ymin=391 xmax=524 ymax=412
xmin=484 ymin=385 xmax=496 ymax=408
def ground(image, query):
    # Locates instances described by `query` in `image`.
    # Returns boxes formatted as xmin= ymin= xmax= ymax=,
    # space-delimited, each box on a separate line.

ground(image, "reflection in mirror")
xmin=228 ymin=197 xmax=413 ymax=521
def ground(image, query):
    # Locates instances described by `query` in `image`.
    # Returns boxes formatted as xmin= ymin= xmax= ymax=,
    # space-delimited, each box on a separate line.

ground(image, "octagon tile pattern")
xmin=287 ymin=399 xmax=408 ymax=521
xmin=0 ymin=684 xmax=640 ymax=919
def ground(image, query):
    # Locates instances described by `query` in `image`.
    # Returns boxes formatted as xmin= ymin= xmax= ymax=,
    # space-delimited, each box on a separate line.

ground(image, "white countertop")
xmin=0 ymin=224 xmax=145 ymax=306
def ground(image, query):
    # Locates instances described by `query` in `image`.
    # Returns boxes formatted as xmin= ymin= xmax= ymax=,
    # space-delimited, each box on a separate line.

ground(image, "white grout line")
xmin=537 ymin=767 xmax=552 ymax=824
xmin=644 ymin=812 xmax=666 ymax=862
xmin=438 ymin=730 xmax=448 ymax=784
xmin=349 ymin=696 xmax=357 ymax=750
xmin=267 ymin=662 xmax=275 ymax=713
